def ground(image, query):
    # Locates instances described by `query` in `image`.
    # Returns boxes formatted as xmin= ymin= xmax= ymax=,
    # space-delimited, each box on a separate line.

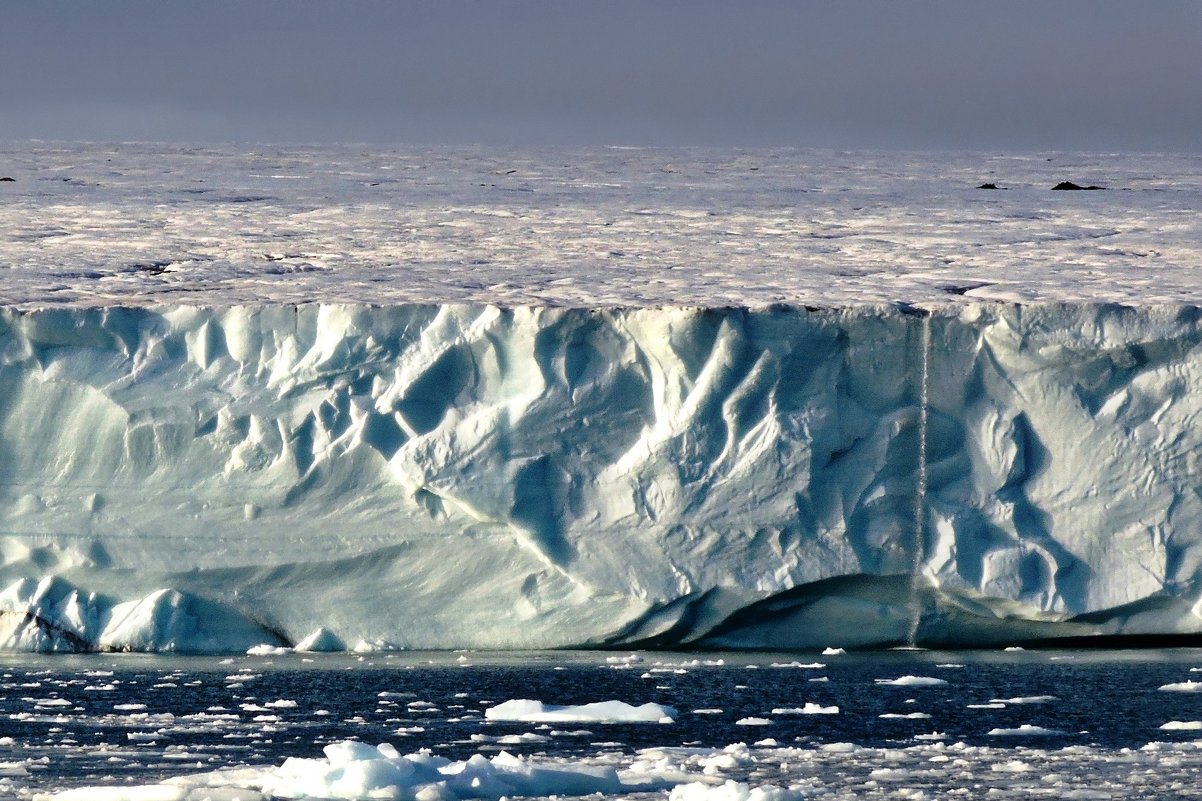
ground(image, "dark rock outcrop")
xmin=1052 ymin=181 xmax=1105 ymax=191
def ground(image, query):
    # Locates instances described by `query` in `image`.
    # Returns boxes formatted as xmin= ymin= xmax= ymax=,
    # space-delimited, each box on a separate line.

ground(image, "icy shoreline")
xmin=3 ymin=300 xmax=1202 ymax=652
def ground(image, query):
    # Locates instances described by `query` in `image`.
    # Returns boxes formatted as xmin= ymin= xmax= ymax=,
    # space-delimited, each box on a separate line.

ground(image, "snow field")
xmin=3 ymin=144 xmax=1202 ymax=309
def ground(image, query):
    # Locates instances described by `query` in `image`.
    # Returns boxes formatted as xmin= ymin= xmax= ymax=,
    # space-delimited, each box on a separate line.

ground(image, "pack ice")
xmin=2 ymin=301 xmax=1202 ymax=652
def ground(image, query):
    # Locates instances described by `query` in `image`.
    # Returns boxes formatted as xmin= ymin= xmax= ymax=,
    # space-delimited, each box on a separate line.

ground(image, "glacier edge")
xmin=2 ymin=302 xmax=1202 ymax=652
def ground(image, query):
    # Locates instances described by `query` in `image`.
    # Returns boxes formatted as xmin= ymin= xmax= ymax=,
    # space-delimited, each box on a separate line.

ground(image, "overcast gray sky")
xmin=2 ymin=1 xmax=1200 ymax=151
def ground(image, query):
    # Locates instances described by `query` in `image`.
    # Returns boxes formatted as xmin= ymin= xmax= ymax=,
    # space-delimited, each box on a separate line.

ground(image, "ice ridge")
xmin=3 ymin=301 xmax=1202 ymax=652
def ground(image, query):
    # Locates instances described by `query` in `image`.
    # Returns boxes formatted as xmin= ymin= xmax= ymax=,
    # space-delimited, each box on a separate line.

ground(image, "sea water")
xmin=5 ymin=649 xmax=1202 ymax=798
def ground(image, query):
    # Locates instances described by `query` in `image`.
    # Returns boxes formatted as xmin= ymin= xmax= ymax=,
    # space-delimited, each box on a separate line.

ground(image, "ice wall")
xmin=2 ymin=302 xmax=1201 ymax=652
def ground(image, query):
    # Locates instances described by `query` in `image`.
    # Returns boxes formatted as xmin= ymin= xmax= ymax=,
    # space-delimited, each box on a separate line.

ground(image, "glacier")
xmin=4 ymin=301 xmax=1202 ymax=652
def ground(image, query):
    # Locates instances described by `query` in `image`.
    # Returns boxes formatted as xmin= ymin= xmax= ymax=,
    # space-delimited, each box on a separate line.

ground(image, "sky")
xmin=2 ymin=0 xmax=1201 ymax=151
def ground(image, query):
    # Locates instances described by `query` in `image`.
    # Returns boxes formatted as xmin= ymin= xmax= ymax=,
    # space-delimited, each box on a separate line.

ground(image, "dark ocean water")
xmin=5 ymin=648 xmax=1202 ymax=797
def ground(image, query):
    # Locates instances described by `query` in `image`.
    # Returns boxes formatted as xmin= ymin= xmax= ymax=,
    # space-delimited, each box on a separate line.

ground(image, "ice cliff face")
xmin=2 ymin=302 xmax=1202 ymax=651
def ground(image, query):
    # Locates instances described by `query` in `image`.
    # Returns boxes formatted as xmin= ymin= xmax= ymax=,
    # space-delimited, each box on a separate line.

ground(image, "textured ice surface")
xmin=0 ymin=576 xmax=280 ymax=653
xmin=2 ymin=143 xmax=1201 ymax=308
xmin=4 ymin=302 xmax=1202 ymax=649
xmin=4 ymin=144 xmax=1202 ymax=652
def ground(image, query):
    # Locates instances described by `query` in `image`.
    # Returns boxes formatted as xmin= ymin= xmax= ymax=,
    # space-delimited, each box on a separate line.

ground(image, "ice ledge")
xmin=3 ymin=301 xmax=1202 ymax=651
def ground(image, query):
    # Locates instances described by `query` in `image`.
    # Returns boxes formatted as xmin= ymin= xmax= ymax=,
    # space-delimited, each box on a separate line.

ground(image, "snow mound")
xmin=295 ymin=627 xmax=347 ymax=652
xmin=484 ymin=699 xmax=676 ymax=724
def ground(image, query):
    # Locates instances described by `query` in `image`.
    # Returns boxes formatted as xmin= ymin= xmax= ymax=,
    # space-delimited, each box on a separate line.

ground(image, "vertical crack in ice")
xmin=907 ymin=311 xmax=931 ymax=646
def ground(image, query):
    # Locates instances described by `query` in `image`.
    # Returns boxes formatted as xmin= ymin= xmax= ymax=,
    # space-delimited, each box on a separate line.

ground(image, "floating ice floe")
xmin=670 ymin=779 xmax=807 ymax=801
xmin=987 ymin=725 xmax=1063 ymax=737
xmin=771 ymin=704 xmax=839 ymax=715
xmin=874 ymin=676 xmax=948 ymax=687
xmin=47 ymin=740 xmax=654 ymax=801
xmin=246 ymin=643 xmax=290 ymax=656
xmin=768 ymin=662 xmax=824 ymax=669
xmin=1158 ymin=681 xmax=1202 ymax=693
xmin=989 ymin=695 xmax=1057 ymax=705
xmin=484 ymin=699 xmax=677 ymax=724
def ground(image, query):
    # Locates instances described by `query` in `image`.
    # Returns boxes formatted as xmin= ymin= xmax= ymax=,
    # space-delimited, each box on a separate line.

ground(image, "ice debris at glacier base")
xmin=40 ymin=737 xmax=1202 ymax=801
xmin=45 ymin=739 xmax=643 ymax=801
xmin=0 ymin=576 xmax=282 ymax=654
xmin=5 ymin=301 xmax=1202 ymax=651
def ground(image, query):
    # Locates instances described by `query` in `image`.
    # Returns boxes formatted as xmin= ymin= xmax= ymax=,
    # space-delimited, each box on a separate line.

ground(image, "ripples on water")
xmin=5 ymin=649 xmax=1202 ymax=798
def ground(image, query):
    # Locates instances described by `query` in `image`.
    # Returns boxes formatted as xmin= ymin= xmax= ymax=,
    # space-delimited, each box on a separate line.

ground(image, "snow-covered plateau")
xmin=3 ymin=143 xmax=1202 ymax=652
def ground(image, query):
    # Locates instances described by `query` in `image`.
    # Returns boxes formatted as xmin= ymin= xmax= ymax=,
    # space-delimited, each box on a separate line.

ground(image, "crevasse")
xmin=2 ymin=302 xmax=1201 ymax=652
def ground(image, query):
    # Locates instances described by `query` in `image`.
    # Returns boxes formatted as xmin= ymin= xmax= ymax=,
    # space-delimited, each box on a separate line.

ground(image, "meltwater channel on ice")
xmin=2 ymin=143 xmax=1202 ymax=654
